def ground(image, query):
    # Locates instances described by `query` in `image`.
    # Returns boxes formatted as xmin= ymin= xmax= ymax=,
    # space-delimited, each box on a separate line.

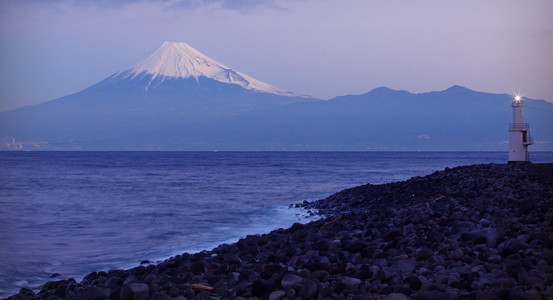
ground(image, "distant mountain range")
xmin=1 ymin=42 xmax=552 ymax=151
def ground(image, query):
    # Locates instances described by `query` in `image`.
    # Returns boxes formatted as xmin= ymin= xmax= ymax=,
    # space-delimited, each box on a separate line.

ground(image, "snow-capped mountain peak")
xmin=116 ymin=41 xmax=298 ymax=97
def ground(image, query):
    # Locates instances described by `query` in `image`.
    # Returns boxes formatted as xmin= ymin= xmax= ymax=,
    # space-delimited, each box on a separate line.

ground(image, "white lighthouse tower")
xmin=508 ymin=95 xmax=533 ymax=163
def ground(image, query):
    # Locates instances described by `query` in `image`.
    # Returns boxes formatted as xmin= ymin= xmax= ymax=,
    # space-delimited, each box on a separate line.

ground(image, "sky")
xmin=1 ymin=0 xmax=552 ymax=111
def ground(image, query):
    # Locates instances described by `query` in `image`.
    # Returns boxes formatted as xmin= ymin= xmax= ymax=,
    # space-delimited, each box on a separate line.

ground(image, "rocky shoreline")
xmin=7 ymin=163 xmax=553 ymax=300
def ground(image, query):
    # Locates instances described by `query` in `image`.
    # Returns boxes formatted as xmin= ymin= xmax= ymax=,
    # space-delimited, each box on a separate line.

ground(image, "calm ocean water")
xmin=1 ymin=151 xmax=552 ymax=296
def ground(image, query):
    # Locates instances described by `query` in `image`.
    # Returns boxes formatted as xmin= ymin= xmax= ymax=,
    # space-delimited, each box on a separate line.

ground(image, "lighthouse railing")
xmin=509 ymin=123 xmax=529 ymax=130
xmin=524 ymin=135 xmax=534 ymax=145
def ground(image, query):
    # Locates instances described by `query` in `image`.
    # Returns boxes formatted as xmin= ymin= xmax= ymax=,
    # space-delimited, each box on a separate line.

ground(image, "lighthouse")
xmin=508 ymin=95 xmax=533 ymax=163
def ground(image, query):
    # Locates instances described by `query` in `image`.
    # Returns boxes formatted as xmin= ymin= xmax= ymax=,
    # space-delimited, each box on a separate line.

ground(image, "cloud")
xmin=2 ymin=0 xmax=288 ymax=11
xmin=215 ymin=0 xmax=284 ymax=11
xmin=169 ymin=0 xmax=285 ymax=11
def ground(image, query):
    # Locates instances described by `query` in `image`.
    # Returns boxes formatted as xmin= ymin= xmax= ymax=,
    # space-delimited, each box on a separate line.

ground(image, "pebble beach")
xmin=7 ymin=163 xmax=553 ymax=300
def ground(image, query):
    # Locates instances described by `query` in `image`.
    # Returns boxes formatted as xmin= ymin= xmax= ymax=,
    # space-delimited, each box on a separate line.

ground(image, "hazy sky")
xmin=1 ymin=0 xmax=552 ymax=111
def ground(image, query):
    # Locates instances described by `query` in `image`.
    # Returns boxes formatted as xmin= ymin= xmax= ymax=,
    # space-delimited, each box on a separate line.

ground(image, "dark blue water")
xmin=1 ymin=151 xmax=552 ymax=296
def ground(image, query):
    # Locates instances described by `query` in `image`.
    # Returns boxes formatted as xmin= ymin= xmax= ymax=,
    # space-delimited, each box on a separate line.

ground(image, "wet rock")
xmin=7 ymin=295 xmax=32 ymax=300
xmin=523 ymin=289 xmax=541 ymax=300
xmin=212 ymin=281 xmax=228 ymax=296
xmin=508 ymin=286 xmax=527 ymax=300
xmin=447 ymin=273 xmax=461 ymax=288
xmin=502 ymin=238 xmax=528 ymax=256
xmin=385 ymin=229 xmax=403 ymax=241
xmin=462 ymin=228 xmax=500 ymax=247
xmin=285 ymin=288 xmax=296 ymax=298
xmin=448 ymin=248 xmax=464 ymax=260
xmin=79 ymin=287 xmax=110 ymax=300
xmin=344 ymin=239 xmax=366 ymax=252
xmin=310 ymin=270 xmax=330 ymax=281
xmin=353 ymin=266 xmax=372 ymax=280
xmin=122 ymin=274 xmax=137 ymax=285
xmin=404 ymin=275 xmax=422 ymax=291
xmin=476 ymin=289 xmax=500 ymax=300
xmin=268 ymin=290 xmax=285 ymax=300
xmin=298 ymin=279 xmax=319 ymax=297
xmin=415 ymin=248 xmax=434 ymax=261
xmin=452 ymin=221 xmax=476 ymax=233
xmin=104 ymin=276 xmax=122 ymax=288
xmin=383 ymin=292 xmax=409 ymax=300
xmin=342 ymin=276 xmax=361 ymax=287
xmin=190 ymin=261 xmax=205 ymax=274
xmin=393 ymin=260 xmax=415 ymax=273
xmin=251 ymin=279 xmax=275 ymax=297
xmin=120 ymin=283 xmax=149 ymax=300
xmin=281 ymin=273 xmax=303 ymax=290
xmin=150 ymin=292 xmax=171 ymax=300
xmin=304 ymin=262 xmax=331 ymax=273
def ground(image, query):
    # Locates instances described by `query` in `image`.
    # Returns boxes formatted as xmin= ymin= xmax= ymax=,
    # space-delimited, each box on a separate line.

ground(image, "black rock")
xmin=79 ymin=287 xmax=110 ymax=300
xmin=415 ymin=248 xmax=434 ymax=261
xmin=190 ymin=261 xmax=205 ymax=274
xmin=251 ymin=279 xmax=276 ymax=297
xmin=298 ymin=279 xmax=319 ymax=297
xmin=120 ymin=283 xmax=149 ymax=300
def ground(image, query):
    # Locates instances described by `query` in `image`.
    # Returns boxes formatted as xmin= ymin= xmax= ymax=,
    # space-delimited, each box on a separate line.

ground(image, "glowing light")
xmin=514 ymin=94 xmax=522 ymax=102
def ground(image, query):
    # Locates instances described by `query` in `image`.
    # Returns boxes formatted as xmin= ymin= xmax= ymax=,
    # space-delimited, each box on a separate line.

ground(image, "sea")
xmin=1 ymin=151 xmax=552 ymax=297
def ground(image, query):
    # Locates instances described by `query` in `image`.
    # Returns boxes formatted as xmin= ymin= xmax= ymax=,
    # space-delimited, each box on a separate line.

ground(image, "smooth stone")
xmin=524 ymin=289 xmax=541 ymax=300
xmin=415 ymin=248 xmax=434 ymax=261
xmin=393 ymin=260 xmax=415 ymax=273
xmin=104 ymin=276 xmax=122 ymax=288
xmin=447 ymin=273 xmax=461 ymax=287
xmin=463 ymin=228 xmax=500 ymax=247
xmin=120 ymin=283 xmax=149 ymax=300
xmin=310 ymin=270 xmax=330 ymax=281
xmin=150 ymin=292 xmax=171 ymax=300
xmin=502 ymin=238 xmax=528 ymax=254
xmin=345 ymin=239 xmax=366 ymax=252
xmin=7 ymin=295 xmax=32 ymax=300
xmin=448 ymin=248 xmax=464 ymax=260
xmin=479 ymin=218 xmax=492 ymax=226
xmin=212 ymin=281 xmax=228 ymax=296
xmin=342 ymin=277 xmax=362 ymax=287
xmin=268 ymin=290 xmax=285 ymax=300
xmin=79 ymin=287 xmax=110 ymax=300
xmin=298 ymin=279 xmax=319 ymax=297
xmin=251 ymin=279 xmax=276 ymax=297
xmin=383 ymin=292 xmax=409 ymax=300
xmin=285 ymin=288 xmax=296 ymax=298
xmin=385 ymin=229 xmax=403 ymax=241
xmin=476 ymin=290 xmax=500 ymax=300
xmin=190 ymin=261 xmax=205 ymax=274
xmin=122 ymin=274 xmax=137 ymax=286
xmin=508 ymin=286 xmax=527 ymax=300
xmin=281 ymin=273 xmax=303 ymax=289
xmin=452 ymin=221 xmax=476 ymax=233
xmin=405 ymin=275 xmax=422 ymax=291
xmin=18 ymin=287 xmax=35 ymax=296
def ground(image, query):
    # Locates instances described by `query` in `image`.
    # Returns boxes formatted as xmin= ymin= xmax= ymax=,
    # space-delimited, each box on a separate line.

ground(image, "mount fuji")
xmin=113 ymin=41 xmax=298 ymax=97
xmin=0 ymin=42 xmax=316 ymax=149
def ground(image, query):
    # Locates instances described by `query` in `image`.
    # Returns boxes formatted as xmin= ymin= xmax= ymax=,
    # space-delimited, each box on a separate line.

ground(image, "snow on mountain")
xmin=114 ymin=41 xmax=298 ymax=97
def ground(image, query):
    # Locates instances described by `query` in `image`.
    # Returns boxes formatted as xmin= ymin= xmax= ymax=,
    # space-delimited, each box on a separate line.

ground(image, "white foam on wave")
xmin=145 ymin=204 xmax=320 ymax=264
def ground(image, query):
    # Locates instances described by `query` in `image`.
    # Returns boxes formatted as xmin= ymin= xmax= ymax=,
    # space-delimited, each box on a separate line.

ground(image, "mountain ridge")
xmin=2 ymin=84 xmax=552 ymax=151
xmin=1 ymin=42 xmax=551 ymax=151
